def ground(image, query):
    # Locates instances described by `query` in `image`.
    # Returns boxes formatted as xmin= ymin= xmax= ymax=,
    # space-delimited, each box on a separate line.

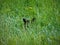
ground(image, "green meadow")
xmin=0 ymin=0 xmax=60 ymax=45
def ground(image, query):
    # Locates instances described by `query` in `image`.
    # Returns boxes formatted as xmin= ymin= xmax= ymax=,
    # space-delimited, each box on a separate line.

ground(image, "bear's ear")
xmin=23 ymin=18 xmax=26 ymax=22
xmin=31 ymin=17 xmax=36 ymax=23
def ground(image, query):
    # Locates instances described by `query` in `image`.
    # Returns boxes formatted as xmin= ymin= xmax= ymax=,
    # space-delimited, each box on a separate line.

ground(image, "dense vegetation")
xmin=0 ymin=0 xmax=60 ymax=45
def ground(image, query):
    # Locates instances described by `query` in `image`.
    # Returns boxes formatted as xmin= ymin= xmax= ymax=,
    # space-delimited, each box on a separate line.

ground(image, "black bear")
xmin=23 ymin=17 xmax=36 ymax=29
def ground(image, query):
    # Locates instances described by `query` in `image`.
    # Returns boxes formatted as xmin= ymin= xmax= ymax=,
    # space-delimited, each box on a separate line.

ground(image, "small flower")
xmin=28 ymin=7 xmax=33 ymax=10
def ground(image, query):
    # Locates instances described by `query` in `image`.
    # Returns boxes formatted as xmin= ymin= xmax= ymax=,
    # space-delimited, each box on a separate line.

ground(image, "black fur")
xmin=31 ymin=17 xmax=36 ymax=23
xmin=23 ymin=17 xmax=36 ymax=29
xmin=23 ymin=18 xmax=29 ymax=24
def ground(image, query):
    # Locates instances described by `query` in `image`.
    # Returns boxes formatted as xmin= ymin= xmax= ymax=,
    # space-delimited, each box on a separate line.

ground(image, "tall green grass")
xmin=0 ymin=0 xmax=60 ymax=45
